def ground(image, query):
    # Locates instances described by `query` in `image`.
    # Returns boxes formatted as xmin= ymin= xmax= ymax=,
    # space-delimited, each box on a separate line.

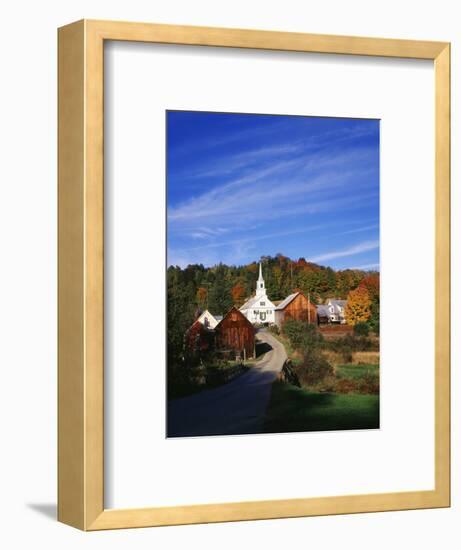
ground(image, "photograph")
xmin=166 ymin=110 xmax=380 ymax=438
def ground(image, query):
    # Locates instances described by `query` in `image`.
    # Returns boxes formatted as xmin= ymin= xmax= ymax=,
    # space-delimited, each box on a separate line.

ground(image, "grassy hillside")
xmin=264 ymin=381 xmax=380 ymax=433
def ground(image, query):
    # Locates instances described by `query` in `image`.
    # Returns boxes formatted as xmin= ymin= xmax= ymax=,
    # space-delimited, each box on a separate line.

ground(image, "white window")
xmin=260 ymin=301 xmax=265 ymax=306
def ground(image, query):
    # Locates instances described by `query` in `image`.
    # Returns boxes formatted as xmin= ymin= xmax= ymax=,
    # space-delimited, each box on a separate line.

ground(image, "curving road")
xmin=167 ymin=331 xmax=287 ymax=438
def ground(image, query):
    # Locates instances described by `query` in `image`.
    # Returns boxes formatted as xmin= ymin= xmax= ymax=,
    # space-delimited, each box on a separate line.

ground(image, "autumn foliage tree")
xmin=231 ymin=282 xmax=246 ymax=306
xmin=345 ymin=286 xmax=372 ymax=325
xmin=196 ymin=287 xmax=208 ymax=309
xmin=359 ymin=274 xmax=380 ymax=301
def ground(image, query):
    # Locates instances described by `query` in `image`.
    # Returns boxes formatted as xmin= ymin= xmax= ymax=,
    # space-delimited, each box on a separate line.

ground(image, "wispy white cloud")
xmin=171 ymin=124 xmax=377 ymax=185
xmin=308 ymin=240 xmax=379 ymax=263
xmin=189 ymin=227 xmax=229 ymax=239
xmin=183 ymin=224 xmax=325 ymax=251
xmin=168 ymin=147 xmax=376 ymax=235
xmin=170 ymin=117 xmax=377 ymax=163
xmin=169 ymin=116 xmax=292 ymax=158
xmin=186 ymin=143 xmax=304 ymax=180
xmin=340 ymin=223 xmax=379 ymax=235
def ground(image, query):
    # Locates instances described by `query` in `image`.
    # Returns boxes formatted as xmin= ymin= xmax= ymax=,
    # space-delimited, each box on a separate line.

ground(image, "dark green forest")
xmin=167 ymin=254 xmax=379 ymax=368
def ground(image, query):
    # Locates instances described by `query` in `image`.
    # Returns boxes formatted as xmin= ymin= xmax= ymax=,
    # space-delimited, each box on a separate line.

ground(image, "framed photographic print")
xmin=165 ymin=110 xmax=381 ymax=438
xmin=58 ymin=20 xmax=450 ymax=530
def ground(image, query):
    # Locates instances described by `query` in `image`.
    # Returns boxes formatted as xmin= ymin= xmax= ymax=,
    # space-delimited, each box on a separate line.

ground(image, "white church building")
xmin=239 ymin=263 xmax=276 ymax=325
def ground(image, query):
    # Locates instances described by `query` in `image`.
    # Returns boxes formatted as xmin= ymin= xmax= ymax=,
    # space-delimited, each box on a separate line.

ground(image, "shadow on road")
xmin=167 ymin=331 xmax=286 ymax=438
xmin=255 ymin=340 xmax=273 ymax=357
xmin=167 ymin=367 xmax=278 ymax=437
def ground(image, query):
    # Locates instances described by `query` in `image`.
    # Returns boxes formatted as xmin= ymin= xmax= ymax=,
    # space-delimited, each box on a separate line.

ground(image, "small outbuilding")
xmin=195 ymin=309 xmax=222 ymax=329
xmin=215 ymin=307 xmax=256 ymax=360
xmin=274 ymin=291 xmax=317 ymax=328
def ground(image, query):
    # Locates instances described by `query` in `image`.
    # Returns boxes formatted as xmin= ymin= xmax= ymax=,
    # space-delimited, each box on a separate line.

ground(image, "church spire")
xmin=256 ymin=262 xmax=265 ymax=296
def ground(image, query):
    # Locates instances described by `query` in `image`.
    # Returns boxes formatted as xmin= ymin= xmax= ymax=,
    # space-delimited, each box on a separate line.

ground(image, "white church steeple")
xmin=256 ymin=262 xmax=266 ymax=297
xmin=239 ymin=261 xmax=276 ymax=325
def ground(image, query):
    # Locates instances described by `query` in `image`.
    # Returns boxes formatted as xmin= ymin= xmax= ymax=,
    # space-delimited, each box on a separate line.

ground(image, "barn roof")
xmin=216 ymin=306 xmax=254 ymax=329
xmin=275 ymin=292 xmax=299 ymax=310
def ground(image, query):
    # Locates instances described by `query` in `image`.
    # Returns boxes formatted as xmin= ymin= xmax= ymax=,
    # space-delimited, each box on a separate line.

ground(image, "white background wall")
xmin=0 ymin=1 xmax=458 ymax=548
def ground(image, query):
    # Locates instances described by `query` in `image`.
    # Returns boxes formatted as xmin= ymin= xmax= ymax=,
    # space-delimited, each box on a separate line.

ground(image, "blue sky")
xmin=167 ymin=111 xmax=379 ymax=271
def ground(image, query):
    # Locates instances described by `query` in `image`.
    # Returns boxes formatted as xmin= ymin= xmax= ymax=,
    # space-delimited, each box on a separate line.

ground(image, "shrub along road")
xmin=167 ymin=331 xmax=286 ymax=437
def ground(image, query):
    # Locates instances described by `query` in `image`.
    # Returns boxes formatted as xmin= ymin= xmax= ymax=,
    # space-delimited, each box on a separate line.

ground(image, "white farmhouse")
xmin=239 ymin=263 xmax=276 ymax=325
xmin=325 ymin=299 xmax=347 ymax=324
xmin=195 ymin=309 xmax=222 ymax=329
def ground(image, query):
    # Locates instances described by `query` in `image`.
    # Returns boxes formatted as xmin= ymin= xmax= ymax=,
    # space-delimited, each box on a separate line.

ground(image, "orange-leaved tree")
xmin=196 ymin=287 xmax=208 ymax=309
xmin=231 ymin=283 xmax=246 ymax=307
xmin=345 ymin=286 xmax=372 ymax=325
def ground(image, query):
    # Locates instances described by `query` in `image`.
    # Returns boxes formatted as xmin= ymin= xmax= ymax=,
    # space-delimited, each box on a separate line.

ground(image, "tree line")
xmin=167 ymin=254 xmax=379 ymax=367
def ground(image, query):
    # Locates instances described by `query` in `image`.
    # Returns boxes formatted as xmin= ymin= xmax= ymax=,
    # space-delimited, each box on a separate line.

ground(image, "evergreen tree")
xmin=208 ymin=263 xmax=232 ymax=315
xmin=167 ymin=271 xmax=196 ymax=363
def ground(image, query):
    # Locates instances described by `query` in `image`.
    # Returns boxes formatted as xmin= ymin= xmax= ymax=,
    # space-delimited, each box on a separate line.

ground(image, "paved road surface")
xmin=167 ymin=331 xmax=287 ymax=437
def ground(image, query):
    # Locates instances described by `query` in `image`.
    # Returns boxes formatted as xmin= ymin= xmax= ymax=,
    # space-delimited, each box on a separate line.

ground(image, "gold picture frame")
xmin=58 ymin=19 xmax=451 ymax=530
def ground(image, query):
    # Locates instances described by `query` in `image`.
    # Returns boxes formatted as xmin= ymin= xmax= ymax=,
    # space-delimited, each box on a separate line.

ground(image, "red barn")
xmin=274 ymin=291 xmax=317 ymax=328
xmin=215 ymin=307 xmax=255 ymax=359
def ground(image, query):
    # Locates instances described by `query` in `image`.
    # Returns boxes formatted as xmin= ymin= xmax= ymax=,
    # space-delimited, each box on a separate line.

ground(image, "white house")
xmin=239 ymin=263 xmax=276 ymax=325
xmin=325 ymin=299 xmax=347 ymax=324
xmin=195 ymin=309 xmax=222 ymax=330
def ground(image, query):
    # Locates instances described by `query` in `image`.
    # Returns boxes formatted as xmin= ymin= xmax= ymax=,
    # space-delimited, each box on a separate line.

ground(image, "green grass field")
xmin=264 ymin=381 xmax=380 ymax=433
xmin=335 ymin=363 xmax=379 ymax=380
